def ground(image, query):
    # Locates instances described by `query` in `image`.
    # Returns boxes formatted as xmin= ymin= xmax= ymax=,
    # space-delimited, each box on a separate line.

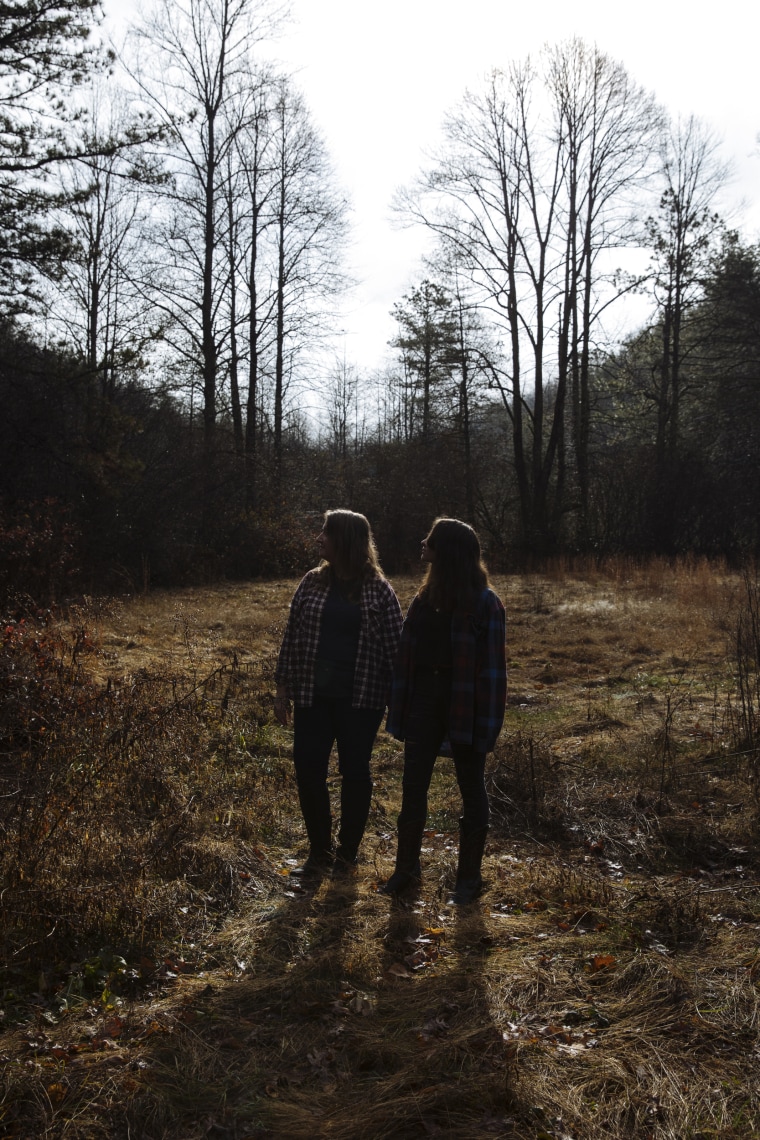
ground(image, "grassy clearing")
xmin=2 ymin=559 xmax=760 ymax=1138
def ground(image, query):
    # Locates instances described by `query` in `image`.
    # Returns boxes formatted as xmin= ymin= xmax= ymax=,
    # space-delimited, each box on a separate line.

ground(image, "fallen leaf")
xmin=137 ymin=1020 xmax=168 ymax=1039
xmin=348 ymin=993 xmax=375 ymax=1015
xmin=102 ymin=1015 xmax=125 ymax=1038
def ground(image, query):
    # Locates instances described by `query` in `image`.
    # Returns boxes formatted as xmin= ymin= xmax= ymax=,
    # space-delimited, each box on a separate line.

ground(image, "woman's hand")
xmin=273 ymin=690 xmax=292 ymax=726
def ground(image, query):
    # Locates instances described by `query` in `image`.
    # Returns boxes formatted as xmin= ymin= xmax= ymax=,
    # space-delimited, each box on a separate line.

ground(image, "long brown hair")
xmin=316 ymin=509 xmax=384 ymax=583
xmin=419 ymin=517 xmax=489 ymax=610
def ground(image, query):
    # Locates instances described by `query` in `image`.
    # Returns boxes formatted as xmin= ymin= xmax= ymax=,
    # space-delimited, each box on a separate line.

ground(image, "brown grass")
xmin=2 ymin=560 xmax=760 ymax=1138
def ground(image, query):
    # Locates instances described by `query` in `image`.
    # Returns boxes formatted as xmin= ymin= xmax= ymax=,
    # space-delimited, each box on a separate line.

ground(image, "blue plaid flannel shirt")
xmin=386 ymin=587 xmax=507 ymax=754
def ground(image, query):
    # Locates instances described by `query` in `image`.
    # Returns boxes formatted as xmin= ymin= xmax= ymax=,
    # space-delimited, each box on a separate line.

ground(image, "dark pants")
xmin=293 ymin=699 xmax=384 ymax=858
xmin=400 ymin=671 xmax=489 ymax=831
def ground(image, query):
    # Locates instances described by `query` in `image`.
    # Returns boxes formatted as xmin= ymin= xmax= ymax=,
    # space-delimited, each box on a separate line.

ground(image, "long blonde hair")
xmin=316 ymin=509 xmax=384 ymax=582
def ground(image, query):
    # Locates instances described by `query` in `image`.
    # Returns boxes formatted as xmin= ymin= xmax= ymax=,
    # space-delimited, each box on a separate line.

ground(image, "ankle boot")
xmin=449 ymin=819 xmax=488 ymax=904
xmin=378 ymin=817 xmax=425 ymax=895
xmin=290 ymin=851 xmax=333 ymax=878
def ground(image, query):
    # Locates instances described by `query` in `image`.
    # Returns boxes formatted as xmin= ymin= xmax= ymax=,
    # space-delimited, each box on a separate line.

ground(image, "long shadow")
xmin=123 ymin=844 xmax=553 ymax=1140
xmin=351 ymin=868 xmax=519 ymax=1140
xmin=121 ymin=857 xmax=365 ymax=1138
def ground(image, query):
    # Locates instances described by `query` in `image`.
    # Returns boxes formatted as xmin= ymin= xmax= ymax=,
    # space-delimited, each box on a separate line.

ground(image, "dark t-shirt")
xmin=412 ymin=599 xmax=453 ymax=670
xmin=314 ymin=582 xmax=362 ymax=698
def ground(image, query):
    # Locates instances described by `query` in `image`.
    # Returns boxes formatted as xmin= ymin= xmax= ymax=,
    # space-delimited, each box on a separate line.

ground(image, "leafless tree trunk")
xmin=127 ymin=0 xmax=279 ymax=526
xmin=398 ymin=41 xmax=661 ymax=552
xmin=546 ymin=39 xmax=660 ymax=541
xmin=266 ymin=78 xmax=348 ymax=483
xmin=46 ymin=85 xmax=163 ymax=404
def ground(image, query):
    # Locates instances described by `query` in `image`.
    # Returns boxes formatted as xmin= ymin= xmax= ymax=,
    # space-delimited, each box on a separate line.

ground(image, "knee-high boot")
xmin=449 ymin=818 xmax=488 ymax=904
xmin=378 ymin=816 xmax=425 ymax=895
xmin=335 ymin=777 xmax=372 ymax=867
xmin=291 ymin=782 xmax=333 ymax=877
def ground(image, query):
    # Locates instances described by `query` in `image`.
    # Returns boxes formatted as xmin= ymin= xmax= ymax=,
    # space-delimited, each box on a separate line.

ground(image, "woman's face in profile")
xmin=420 ymin=535 xmax=435 ymax=563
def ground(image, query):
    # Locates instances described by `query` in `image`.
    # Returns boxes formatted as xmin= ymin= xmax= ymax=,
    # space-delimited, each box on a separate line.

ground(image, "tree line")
xmin=0 ymin=3 xmax=758 ymax=605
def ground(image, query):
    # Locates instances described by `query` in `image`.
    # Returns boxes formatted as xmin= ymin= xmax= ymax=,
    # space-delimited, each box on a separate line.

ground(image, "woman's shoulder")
xmin=293 ymin=568 xmax=328 ymax=595
xmin=479 ymin=586 xmax=505 ymax=614
xmin=362 ymin=573 xmax=399 ymax=600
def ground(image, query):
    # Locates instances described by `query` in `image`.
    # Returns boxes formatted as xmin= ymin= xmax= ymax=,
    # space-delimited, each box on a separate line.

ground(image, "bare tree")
xmin=398 ymin=60 xmax=564 ymax=548
xmin=322 ymin=354 xmax=362 ymax=460
xmin=545 ymin=39 xmax=660 ymax=539
xmin=266 ymin=78 xmax=348 ymax=478
xmin=230 ymin=70 xmax=279 ymax=504
xmin=644 ymin=114 xmax=729 ymax=548
xmin=46 ymin=82 xmax=164 ymax=397
xmin=441 ymin=265 xmax=498 ymax=525
xmin=398 ymin=41 xmax=661 ymax=552
xmin=126 ymin=0 xmax=281 ymax=524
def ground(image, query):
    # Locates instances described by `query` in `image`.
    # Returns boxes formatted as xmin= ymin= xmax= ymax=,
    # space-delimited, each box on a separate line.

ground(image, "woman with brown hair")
xmin=274 ymin=510 xmax=403 ymax=877
xmin=381 ymin=518 xmax=506 ymax=904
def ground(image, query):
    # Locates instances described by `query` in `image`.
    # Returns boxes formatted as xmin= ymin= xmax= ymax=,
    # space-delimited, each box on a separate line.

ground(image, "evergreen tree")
xmin=390 ymin=279 xmax=458 ymax=442
xmin=0 ymin=0 xmax=108 ymax=305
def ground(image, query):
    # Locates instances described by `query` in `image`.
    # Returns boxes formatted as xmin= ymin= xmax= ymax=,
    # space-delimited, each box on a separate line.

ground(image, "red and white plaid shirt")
xmin=275 ymin=570 xmax=403 ymax=709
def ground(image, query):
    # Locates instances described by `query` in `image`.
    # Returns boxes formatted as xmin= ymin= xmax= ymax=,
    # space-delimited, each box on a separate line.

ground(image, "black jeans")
xmin=293 ymin=698 xmax=384 ymax=857
xmin=400 ymin=670 xmax=489 ymax=832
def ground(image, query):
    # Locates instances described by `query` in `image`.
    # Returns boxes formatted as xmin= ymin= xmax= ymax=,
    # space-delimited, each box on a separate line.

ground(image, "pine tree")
xmin=0 ymin=0 xmax=107 ymax=304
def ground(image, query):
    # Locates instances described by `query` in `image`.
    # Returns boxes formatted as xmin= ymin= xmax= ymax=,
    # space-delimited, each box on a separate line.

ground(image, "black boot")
xmin=334 ymin=777 xmax=373 ymax=872
xmin=291 ymin=783 xmax=333 ymax=878
xmin=449 ymin=819 xmax=488 ymax=905
xmin=378 ymin=816 xmax=425 ymax=895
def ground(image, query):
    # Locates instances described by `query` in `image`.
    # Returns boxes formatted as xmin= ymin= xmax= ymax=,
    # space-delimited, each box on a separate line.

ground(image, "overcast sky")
xmin=111 ymin=0 xmax=760 ymax=373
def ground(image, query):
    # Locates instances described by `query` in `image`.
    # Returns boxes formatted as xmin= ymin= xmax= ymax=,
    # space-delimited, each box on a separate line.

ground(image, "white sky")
xmin=109 ymin=0 xmax=760 ymax=374
xmin=272 ymin=0 xmax=760 ymax=371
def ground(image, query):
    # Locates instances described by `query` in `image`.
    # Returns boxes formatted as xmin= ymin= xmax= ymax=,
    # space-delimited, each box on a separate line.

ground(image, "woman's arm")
xmin=477 ymin=590 xmax=507 ymax=751
xmin=385 ymin=594 xmax=420 ymax=737
xmin=378 ymin=580 xmax=404 ymax=667
xmin=273 ymin=573 xmax=312 ymax=706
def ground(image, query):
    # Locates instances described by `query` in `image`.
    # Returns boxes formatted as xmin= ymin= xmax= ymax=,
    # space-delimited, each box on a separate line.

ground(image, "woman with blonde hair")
xmin=274 ymin=510 xmax=403 ymax=877
xmin=382 ymin=518 xmax=506 ymax=904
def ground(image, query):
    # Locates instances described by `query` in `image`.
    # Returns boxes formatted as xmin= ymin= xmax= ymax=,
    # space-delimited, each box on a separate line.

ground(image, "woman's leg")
xmin=292 ymin=700 xmax=337 ymax=875
xmin=333 ymin=704 xmax=384 ymax=865
xmin=380 ymin=673 xmax=447 ymax=894
xmin=450 ymin=747 xmax=489 ymax=904
xmin=452 ymin=748 xmax=489 ymax=832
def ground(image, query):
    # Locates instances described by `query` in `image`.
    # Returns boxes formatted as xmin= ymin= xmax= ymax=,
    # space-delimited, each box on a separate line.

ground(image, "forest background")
xmin=1 ymin=0 xmax=760 ymax=606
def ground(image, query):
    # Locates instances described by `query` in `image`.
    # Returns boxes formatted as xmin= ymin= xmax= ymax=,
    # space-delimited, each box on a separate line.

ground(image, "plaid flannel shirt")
xmin=386 ymin=588 xmax=507 ymax=754
xmin=274 ymin=570 xmax=403 ymax=709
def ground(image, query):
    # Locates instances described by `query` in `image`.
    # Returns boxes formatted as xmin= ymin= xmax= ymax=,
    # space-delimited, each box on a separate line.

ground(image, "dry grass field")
xmin=2 ymin=558 xmax=760 ymax=1139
